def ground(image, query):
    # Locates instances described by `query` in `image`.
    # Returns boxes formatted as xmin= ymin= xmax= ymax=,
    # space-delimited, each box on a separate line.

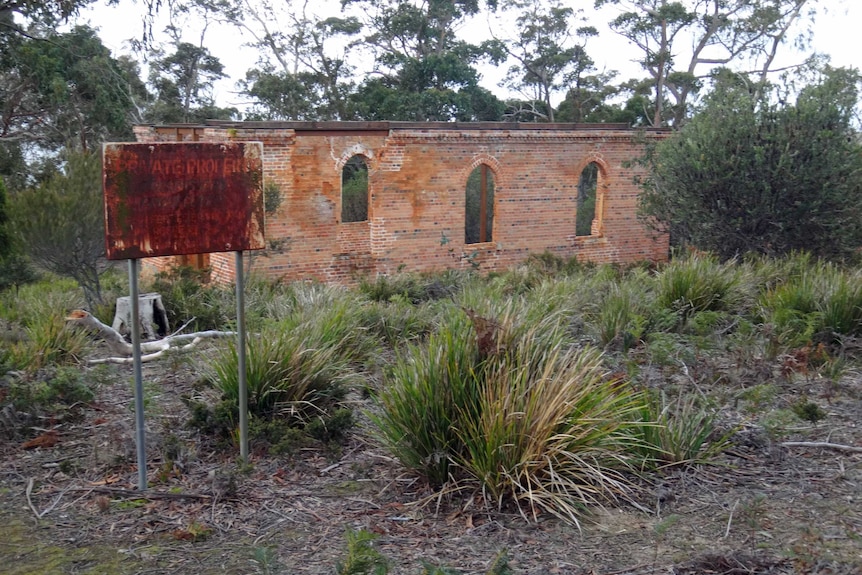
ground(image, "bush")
xmin=638 ymin=66 xmax=862 ymax=260
xmin=653 ymin=254 xmax=743 ymax=328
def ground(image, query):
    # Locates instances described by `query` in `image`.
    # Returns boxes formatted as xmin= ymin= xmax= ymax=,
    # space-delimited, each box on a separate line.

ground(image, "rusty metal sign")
xmin=103 ymin=142 xmax=265 ymax=260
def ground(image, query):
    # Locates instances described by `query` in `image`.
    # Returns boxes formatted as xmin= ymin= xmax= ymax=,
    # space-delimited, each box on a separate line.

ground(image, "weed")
xmin=791 ymin=399 xmax=827 ymax=424
xmin=251 ymin=546 xmax=282 ymax=575
xmin=334 ymin=529 xmax=389 ymax=575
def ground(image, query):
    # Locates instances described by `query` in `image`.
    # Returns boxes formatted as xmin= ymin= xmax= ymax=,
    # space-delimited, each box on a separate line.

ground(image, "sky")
xmin=78 ymin=0 xmax=862 ymax=113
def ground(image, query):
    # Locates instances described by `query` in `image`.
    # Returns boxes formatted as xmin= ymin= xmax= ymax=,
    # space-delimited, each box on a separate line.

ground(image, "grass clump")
xmin=194 ymin=295 xmax=371 ymax=453
xmin=654 ymin=254 xmax=744 ymax=328
xmin=374 ymin=306 xmax=649 ymax=525
xmin=629 ymin=390 xmax=729 ymax=470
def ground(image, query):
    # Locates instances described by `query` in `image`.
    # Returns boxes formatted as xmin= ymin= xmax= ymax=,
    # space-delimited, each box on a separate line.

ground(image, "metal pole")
xmin=235 ymin=251 xmax=249 ymax=461
xmin=128 ymin=258 xmax=147 ymax=490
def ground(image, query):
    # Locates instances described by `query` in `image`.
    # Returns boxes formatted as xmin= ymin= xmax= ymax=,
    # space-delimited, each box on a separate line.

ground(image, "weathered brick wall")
xmin=133 ymin=122 xmax=668 ymax=284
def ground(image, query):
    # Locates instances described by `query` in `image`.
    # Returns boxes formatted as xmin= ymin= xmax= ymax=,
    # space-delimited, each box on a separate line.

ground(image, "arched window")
xmin=576 ymin=162 xmax=599 ymax=236
xmin=341 ymin=155 xmax=369 ymax=223
xmin=465 ymin=164 xmax=494 ymax=244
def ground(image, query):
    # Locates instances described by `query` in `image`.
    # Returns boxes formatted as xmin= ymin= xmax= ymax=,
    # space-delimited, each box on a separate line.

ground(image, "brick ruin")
xmin=133 ymin=121 xmax=669 ymax=284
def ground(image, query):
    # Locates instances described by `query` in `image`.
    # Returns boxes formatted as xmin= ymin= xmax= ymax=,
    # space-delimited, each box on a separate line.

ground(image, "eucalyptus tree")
xmin=0 ymin=25 xmax=146 ymax=188
xmin=148 ymin=37 xmax=238 ymax=122
xmin=495 ymin=0 xmax=598 ymax=122
xmin=345 ymin=0 xmax=505 ymax=121
xmin=595 ymin=0 xmax=818 ymax=126
xmin=212 ymin=0 xmax=361 ymax=119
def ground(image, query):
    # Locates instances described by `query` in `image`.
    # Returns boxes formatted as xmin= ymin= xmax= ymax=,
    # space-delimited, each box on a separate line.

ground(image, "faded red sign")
xmin=103 ymin=142 xmax=265 ymax=260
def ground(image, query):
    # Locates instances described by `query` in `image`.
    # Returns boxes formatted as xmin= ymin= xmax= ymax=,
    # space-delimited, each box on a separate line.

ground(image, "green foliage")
xmin=639 ymin=66 xmax=862 ymax=259
xmin=791 ymin=399 xmax=827 ymax=424
xmin=8 ymin=151 xmax=107 ymax=309
xmin=335 ymin=529 xmax=389 ymax=575
xmin=0 ymin=26 xmax=143 ymax=154
xmin=2 ymin=367 xmax=97 ymax=437
xmin=758 ymin=259 xmax=862 ymax=346
xmin=8 ymin=313 xmax=90 ymax=372
xmin=373 ymin=308 xmax=478 ymax=486
xmin=0 ymin=177 xmax=36 ymax=291
xmin=498 ymin=0 xmax=598 ymax=123
xmin=207 ymin=323 xmax=352 ymax=421
xmin=147 ymin=40 xmax=238 ymax=123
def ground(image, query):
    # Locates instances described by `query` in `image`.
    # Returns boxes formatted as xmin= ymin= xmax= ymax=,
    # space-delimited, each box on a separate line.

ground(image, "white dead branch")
xmin=66 ymin=310 xmax=235 ymax=365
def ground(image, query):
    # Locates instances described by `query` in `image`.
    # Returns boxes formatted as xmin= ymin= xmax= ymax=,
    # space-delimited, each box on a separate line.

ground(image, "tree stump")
xmin=112 ymin=293 xmax=170 ymax=341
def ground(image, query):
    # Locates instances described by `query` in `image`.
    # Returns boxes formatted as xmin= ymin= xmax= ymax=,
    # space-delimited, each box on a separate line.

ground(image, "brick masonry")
xmin=132 ymin=122 xmax=669 ymax=284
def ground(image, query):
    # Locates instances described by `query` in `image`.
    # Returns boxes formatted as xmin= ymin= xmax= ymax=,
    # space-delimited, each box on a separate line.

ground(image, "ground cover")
xmin=1 ymin=255 xmax=861 ymax=574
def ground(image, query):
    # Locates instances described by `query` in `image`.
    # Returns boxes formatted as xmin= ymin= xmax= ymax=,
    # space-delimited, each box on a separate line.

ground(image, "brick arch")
xmin=462 ymin=153 xmax=502 ymax=185
xmin=335 ymin=143 xmax=376 ymax=172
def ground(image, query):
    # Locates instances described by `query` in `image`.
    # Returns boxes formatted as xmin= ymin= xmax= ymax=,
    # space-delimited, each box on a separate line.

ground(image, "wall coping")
xmin=137 ymin=120 xmax=670 ymax=135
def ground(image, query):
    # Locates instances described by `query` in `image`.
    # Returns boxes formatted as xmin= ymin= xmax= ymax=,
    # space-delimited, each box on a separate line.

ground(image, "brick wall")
xmin=133 ymin=122 xmax=669 ymax=284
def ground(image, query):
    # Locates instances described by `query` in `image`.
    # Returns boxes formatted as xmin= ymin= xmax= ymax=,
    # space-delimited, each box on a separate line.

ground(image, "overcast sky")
xmin=79 ymin=0 xmax=862 ymax=113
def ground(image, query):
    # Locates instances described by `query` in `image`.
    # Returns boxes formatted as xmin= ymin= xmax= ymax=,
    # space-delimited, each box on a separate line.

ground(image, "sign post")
xmin=103 ymin=142 xmax=265 ymax=483
xmin=128 ymin=258 xmax=148 ymax=489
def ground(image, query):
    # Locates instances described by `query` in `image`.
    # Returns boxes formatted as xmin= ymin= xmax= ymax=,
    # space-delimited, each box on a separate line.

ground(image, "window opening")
xmin=576 ymin=162 xmax=599 ymax=236
xmin=466 ymin=164 xmax=494 ymax=244
xmin=341 ymin=155 xmax=369 ymax=222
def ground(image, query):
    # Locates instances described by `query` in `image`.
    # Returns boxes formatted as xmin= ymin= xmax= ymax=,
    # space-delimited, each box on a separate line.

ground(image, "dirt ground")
xmin=1 ymin=340 xmax=861 ymax=575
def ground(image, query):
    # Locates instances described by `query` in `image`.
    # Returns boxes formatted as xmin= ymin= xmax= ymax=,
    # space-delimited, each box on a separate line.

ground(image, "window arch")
xmin=341 ymin=155 xmax=369 ymax=223
xmin=465 ymin=164 xmax=495 ymax=244
xmin=576 ymin=162 xmax=600 ymax=237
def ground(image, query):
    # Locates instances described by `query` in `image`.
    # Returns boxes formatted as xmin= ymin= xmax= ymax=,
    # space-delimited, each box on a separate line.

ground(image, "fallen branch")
xmin=781 ymin=441 xmax=862 ymax=454
xmin=26 ymin=477 xmax=71 ymax=519
xmin=66 ymin=310 xmax=234 ymax=364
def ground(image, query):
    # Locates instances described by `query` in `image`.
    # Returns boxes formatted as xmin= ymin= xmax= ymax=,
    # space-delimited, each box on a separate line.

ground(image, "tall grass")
xmin=759 ymin=259 xmax=862 ymax=346
xmin=208 ymin=297 xmax=372 ymax=421
xmin=374 ymin=305 xmax=649 ymax=524
xmin=654 ymin=254 xmax=744 ymax=326
xmin=372 ymin=308 xmax=478 ymax=486
xmin=452 ymin=340 xmax=644 ymax=524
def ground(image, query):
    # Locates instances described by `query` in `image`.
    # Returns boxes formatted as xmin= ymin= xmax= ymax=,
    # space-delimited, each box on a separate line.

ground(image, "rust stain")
xmin=103 ymin=142 xmax=265 ymax=260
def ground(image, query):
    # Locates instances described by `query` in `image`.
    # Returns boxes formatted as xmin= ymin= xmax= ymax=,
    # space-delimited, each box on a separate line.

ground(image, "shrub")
xmin=638 ymin=66 xmax=862 ymax=260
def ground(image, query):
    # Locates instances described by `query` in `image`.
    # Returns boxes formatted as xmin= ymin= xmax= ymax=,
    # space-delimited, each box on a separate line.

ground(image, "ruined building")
xmin=133 ymin=121 xmax=669 ymax=284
